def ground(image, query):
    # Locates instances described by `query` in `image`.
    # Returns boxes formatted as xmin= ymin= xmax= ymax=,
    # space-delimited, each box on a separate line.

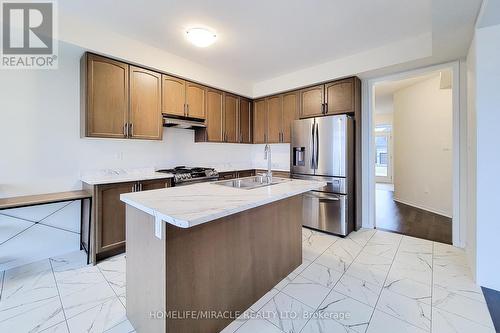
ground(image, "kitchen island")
xmin=120 ymin=177 xmax=324 ymax=333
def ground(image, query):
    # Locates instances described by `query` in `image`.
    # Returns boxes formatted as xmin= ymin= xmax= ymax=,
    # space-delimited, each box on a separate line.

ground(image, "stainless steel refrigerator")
xmin=290 ymin=115 xmax=354 ymax=236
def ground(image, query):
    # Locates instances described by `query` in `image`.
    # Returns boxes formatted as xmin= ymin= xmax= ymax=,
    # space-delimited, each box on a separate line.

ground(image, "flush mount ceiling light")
xmin=186 ymin=28 xmax=217 ymax=47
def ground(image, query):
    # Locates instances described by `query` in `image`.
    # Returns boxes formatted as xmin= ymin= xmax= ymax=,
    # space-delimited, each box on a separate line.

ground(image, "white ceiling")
xmin=58 ymin=0 xmax=483 ymax=92
xmin=374 ymin=70 xmax=449 ymax=114
xmin=60 ymin=0 xmax=433 ymax=82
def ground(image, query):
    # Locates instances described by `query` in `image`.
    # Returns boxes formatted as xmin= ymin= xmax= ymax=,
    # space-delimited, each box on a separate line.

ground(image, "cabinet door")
xmin=86 ymin=54 xmax=129 ymax=138
xmin=253 ymin=99 xmax=267 ymax=143
xmin=267 ymin=96 xmax=282 ymax=143
xmin=141 ymin=178 xmax=171 ymax=191
xmin=218 ymin=172 xmax=237 ymax=180
xmin=186 ymin=82 xmax=206 ymax=119
xmin=237 ymin=170 xmax=255 ymax=178
xmin=239 ymin=98 xmax=252 ymax=143
xmin=282 ymin=92 xmax=299 ymax=143
xmin=300 ymin=84 xmax=324 ymax=118
xmin=129 ymin=66 xmax=162 ymax=140
xmin=162 ymin=75 xmax=186 ymax=117
xmin=224 ymin=94 xmax=239 ymax=143
xmin=96 ymin=182 xmax=136 ymax=254
xmin=325 ymin=78 xmax=355 ymax=114
xmin=206 ymin=89 xmax=224 ymax=142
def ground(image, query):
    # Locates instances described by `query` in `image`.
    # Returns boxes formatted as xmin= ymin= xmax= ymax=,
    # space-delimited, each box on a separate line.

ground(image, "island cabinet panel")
xmin=267 ymin=95 xmax=282 ymax=143
xmin=325 ymin=77 xmax=356 ymax=115
xmin=125 ymin=195 xmax=303 ymax=333
xmin=85 ymin=54 xmax=129 ymax=138
xmin=161 ymin=75 xmax=186 ymax=117
xmin=300 ymin=84 xmax=324 ymax=118
xmin=185 ymin=82 xmax=206 ymax=119
xmin=281 ymin=92 xmax=299 ymax=143
xmin=129 ymin=66 xmax=162 ymax=140
xmin=239 ymin=98 xmax=252 ymax=143
xmin=253 ymin=99 xmax=267 ymax=143
xmin=224 ymin=93 xmax=239 ymax=143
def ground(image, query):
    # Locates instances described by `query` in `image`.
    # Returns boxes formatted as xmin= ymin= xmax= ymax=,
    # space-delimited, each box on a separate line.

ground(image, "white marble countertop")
xmin=81 ymin=168 xmax=173 ymax=185
xmin=120 ymin=178 xmax=324 ymax=228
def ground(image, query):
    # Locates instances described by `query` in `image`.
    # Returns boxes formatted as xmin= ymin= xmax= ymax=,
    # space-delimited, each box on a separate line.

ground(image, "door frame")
xmin=362 ymin=60 xmax=465 ymax=247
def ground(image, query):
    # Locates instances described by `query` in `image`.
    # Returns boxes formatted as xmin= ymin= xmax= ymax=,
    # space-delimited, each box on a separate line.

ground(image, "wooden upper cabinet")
xmin=129 ymin=66 xmax=162 ymax=140
xmin=267 ymin=96 xmax=282 ymax=143
xmin=239 ymin=98 xmax=252 ymax=143
xmin=224 ymin=94 xmax=239 ymax=143
xmin=282 ymin=92 xmax=299 ymax=143
xmin=205 ymin=89 xmax=224 ymax=142
xmin=162 ymin=75 xmax=186 ymax=117
xmin=300 ymin=84 xmax=324 ymax=118
xmin=185 ymin=82 xmax=206 ymax=119
xmin=85 ymin=54 xmax=129 ymax=138
xmin=253 ymin=99 xmax=267 ymax=143
xmin=325 ymin=78 xmax=355 ymax=114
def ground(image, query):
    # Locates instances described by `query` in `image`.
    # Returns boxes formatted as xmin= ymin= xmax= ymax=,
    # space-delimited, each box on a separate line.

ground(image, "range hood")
xmin=162 ymin=116 xmax=206 ymax=129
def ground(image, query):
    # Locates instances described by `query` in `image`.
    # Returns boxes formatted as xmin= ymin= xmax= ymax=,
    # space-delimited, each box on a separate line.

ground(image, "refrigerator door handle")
xmin=314 ymin=122 xmax=319 ymax=169
xmin=310 ymin=122 xmax=315 ymax=169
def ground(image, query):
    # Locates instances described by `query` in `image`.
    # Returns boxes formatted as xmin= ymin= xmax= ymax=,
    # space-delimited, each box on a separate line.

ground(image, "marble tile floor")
xmin=0 ymin=228 xmax=494 ymax=333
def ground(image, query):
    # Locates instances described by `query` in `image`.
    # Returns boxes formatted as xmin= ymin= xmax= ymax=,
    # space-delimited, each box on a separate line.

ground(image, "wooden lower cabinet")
xmin=237 ymin=170 xmax=255 ymax=178
xmin=92 ymin=178 xmax=171 ymax=261
xmin=218 ymin=171 xmax=238 ymax=180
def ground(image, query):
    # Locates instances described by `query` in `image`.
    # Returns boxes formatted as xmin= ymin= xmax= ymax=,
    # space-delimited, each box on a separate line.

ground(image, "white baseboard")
xmin=393 ymin=197 xmax=452 ymax=218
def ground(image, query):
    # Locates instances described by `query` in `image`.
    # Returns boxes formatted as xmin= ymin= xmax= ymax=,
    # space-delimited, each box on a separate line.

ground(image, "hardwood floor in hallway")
xmin=376 ymin=184 xmax=452 ymax=244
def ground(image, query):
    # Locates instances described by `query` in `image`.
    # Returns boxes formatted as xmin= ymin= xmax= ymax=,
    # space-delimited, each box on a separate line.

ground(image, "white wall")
xmin=253 ymin=33 xmax=432 ymax=97
xmin=374 ymin=113 xmax=394 ymax=126
xmin=392 ymin=75 xmax=453 ymax=217
xmin=466 ymin=37 xmax=477 ymax=281
xmin=468 ymin=22 xmax=500 ymax=291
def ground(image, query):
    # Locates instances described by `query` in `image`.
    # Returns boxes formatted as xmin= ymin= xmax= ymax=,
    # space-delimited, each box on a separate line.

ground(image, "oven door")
xmin=302 ymin=191 xmax=349 ymax=236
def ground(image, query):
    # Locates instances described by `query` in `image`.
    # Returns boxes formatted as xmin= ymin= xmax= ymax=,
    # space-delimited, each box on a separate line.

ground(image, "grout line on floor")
xmin=364 ymin=232 xmax=403 ymax=331
xmin=0 ymin=270 xmax=4 ymax=302
xmin=430 ymin=241 xmax=434 ymax=333
xmin=48 ymin=258 xmax=71 ymax=333
xmin=296 ymin=229 xmax=378 ymax=333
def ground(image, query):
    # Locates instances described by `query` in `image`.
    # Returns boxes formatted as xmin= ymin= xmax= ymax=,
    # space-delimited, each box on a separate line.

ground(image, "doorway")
xmin=369 ymin=68 xmax=455 ymax=244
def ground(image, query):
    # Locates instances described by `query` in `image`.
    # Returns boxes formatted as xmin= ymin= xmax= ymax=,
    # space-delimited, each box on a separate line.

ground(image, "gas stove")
xmin=157 ymin=166 xmax=219 ymax=186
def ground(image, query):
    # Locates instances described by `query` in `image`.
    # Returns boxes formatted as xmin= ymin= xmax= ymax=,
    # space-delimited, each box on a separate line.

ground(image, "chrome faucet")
xmin=264 ymin=144 xmax=272 ymax=182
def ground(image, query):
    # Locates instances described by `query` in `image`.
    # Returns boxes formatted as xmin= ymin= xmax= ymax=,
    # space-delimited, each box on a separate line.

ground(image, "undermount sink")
xmin=213 ymin=175 xmax=291 ymax=189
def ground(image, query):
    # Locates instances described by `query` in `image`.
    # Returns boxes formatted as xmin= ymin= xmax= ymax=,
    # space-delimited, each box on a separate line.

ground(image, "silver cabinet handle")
xmin=139 ymin=183 xmax=143 ymax=191
xmin=324 ymin=103 xmax=328 ymax=114
xmin=124 ymin=123 xmax=128 ymax=137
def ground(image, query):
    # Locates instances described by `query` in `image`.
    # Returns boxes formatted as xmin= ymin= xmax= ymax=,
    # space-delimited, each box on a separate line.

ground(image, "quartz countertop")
xmin=120 ymin=178 xmax=324 ymax=228
xmin=80 ymin=168 xmax=173 ymax=185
